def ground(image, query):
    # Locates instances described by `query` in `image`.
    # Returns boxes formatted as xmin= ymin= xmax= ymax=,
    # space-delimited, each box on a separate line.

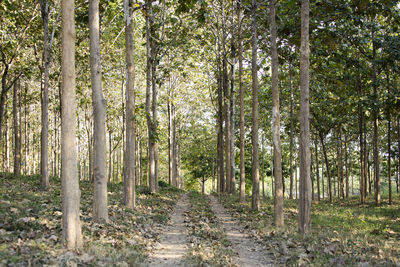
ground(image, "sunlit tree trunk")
xmin=270 ymin=0 xmax=283 ymax=226
xmin=289 ymin=61 xmax=294 ymax=200
xmin=90 ymin=0 xmax=108 ymax=220
xmin=123 ymin=0 xmax=136 ymax=208
xmin=13 ymin=81 xmax=21 ymax=176
xmin=387 ymin=73 xmax=391 ymax=205
xmin=61 ymin=0 xmax=83 ymax=249
xmin=298 ymin=0 xmax=311 ymax=235
xmin=39 ymin=0 xmax=50 ymax=187
xmin=315 ymin=138 xmax=320 ymax=201
xmin=372 ymin=27 xmax=380 ymax=205
xmin=237 ymin=1 xmax=245 ymax=203
xmin=229 ymin=8 xmax=236 ymax=195
xmin=251 ymin=0 xmax=260 ymax=211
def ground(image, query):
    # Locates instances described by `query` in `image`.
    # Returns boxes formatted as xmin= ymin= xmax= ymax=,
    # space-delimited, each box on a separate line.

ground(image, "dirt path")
xmin=145 ymin=193 xmax=189 ymax=266
xmin=209 ymin=195 xmax=274 ymax=267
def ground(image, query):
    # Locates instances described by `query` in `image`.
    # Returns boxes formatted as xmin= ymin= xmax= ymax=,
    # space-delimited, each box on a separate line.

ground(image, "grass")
xmin=0 ymin=172 xmax=183 ymax=266
xmin=218 ymin=193 xmax=400 ymax=266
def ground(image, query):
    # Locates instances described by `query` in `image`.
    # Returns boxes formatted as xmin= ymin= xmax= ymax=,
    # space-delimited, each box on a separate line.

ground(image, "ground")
xmin=0 ymin=173 xmax=399 ymax=266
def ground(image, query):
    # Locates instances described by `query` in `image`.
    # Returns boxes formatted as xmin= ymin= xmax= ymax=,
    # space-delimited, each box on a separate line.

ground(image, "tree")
xmin=298 ymin=0 xmax=311 ymax=235
xmin=89 ymin=0 xmax=108 ymax=221
xmin=61 ymin=0 xmax=83 ymax=250
xmin=251 ymin=0 xmax=260 ymax=211
xmin=39 ymin=0 xmax=50 ymax=188
xmin=123 ymin=0 xmax=136 ymax=208
xmin=13 ymin=80 xmax=21 ymax=175
xmin=270 ymin=0 xmax=283 ymax=227
xmin=237 ymin=0 xmax=245 ymax=203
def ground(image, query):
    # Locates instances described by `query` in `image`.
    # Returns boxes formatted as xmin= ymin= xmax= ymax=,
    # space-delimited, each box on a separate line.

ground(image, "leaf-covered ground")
xmin=218 ymin=194 xmax=400 ymax=266
xmin=0 ymin=173 xmax=182 ymax=266
xmin=185 ymin=191 xmax=237 ymax=266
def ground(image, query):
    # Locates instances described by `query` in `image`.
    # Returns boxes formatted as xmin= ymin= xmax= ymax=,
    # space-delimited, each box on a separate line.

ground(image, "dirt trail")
xmin=145 ymin=193 xmax=189 ymax=266
xmin=209 ymin=195 xmax=274 ymax=267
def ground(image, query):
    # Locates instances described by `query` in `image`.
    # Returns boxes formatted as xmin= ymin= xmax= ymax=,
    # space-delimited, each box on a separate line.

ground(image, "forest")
xmin=0 ymin=0 xmax=399 ymax=266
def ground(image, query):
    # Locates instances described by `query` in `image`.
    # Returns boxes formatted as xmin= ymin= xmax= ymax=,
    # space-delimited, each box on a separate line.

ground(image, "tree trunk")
xmin=146 ymin=2 xmax=157 ymax=193
xmin=61 ymin=0 xmax=83 ymax=249
xmin=229 ymin=12 xmax=236 ymax=195
xmin=251 ymin=0 xmax=260 ymax=211
xmin=13 ymin=81 xmax=21 ymax=176
xmin=223 ymin=19 xmax=231 ymax=194
xmin=39 ymin=0 xmax=50 ymax=188
xmin=123 ymin=0 xmax=136 ymax=207
xmin=358 ymin=79 xmax=365 ymax=203
xmin=372 ymin=27 xmax=380 ymax=205
xmin=344 ymin=133 xmax=349 ymax=198
xmin=387 ymin=73 xmax=391 ymax=205
xmin=397 ymin=117 xmax=400 ymax=193
xmin=338 ymin=129 xmax=344 ymax=199
xmin=315 ymin=138 xmax=320 ymax=201
xmin=289 ymin=61 xmax=294 ymax=200
xmin=90 ymin=0 xmax=109 ymax=221
xmin=237 ymin=2 xmax=245 ymax=203
xmin=319 ymin=131 xmax=332 ymax=203
xmin=270 ymin=0 xmax=283 ymax=226
xmin=261 ymin=134 xmax=265 ymax=200
xmin=108 ymin=131 xmax=112 ymax=183
xmin=217 ymin=67 xmax=225 ymax=193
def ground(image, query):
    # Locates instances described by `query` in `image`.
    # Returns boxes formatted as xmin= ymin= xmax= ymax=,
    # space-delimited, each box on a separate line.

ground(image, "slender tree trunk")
xmin=261 ymin=134 xmax=265 ymax=200
xmin=358 ymin=79 xmax=365 ymax=203
xmin=321 ymin=153 xmax=324 ymax=199
xmin=372 ymin=27 xmax=380 ymax=205
xmin=299 ymin=0 xmax=312 ymax=235
xmin=217 ymin=67 xmax=225 ymax=193
xmin=338 ymin=128 xmax=344 ymax=199
xmin=146 ymin=2 xmax=157 ymax=192
xmin=251 ymin=0 xmax=260 ymax=211
xmin=387 ymin=73 xmax=391 ymax=205
xmin=315 ymin=138 xmax=320 ymax=201
xmin=229 ymin=12 xmax=236 ymax=195
xmin=345 ymin=133 xmax=349 ymax=198
xmin=90 ymin=0 xmax=109 ymax=221
xmin=319 ymin=132 xmax=332 ymax=203
xmin=13 ymin=81 xmax=21 ymax=176
xmin=61 ymin=0 xmax=83 ymax=249
xmin=397 ymin=117 xmax=400 ymax=193
xmin=123 ymin=0 xmax=136 ymax=208
xmin=168 ymin=95 xmax=172 ymax=185
xmin=289 ymin=61 xmax=294 ymax=200
xmin=223 ymin=19 xmax=231 ymax=194
xmin=108 ymin=131 xmax=112 ymax=183
xmin=40 ymin=0 xmax=50 ymax=188
xmin=270 ymin=0 xmax=283 ymax=226
xmin=237 ymin=2 xmax=245 ymax=202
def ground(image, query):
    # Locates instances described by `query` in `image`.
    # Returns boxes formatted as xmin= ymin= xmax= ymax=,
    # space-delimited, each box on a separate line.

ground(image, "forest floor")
xmin=0 ymin=173 xmax=399 ymax=266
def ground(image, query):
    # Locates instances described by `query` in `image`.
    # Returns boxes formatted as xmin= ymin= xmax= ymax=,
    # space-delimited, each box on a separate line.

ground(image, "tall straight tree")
xmin=372 ymin=26 xmax=380 ymax=205
xmin=298 ymin=0 xmax=312 ymax=235
xmin=237 ymin=0 xmax=245 ymax=203
xmin=251 ymin=0 xmax=260 ymax=211
xmin=89 ymin=0 xmax=108 ymax=221
xmin=39 ymin=0 xmax=50 ymax=188
xmin=13 ymin=81 xmax=21 ymax=175
xmin=229 ymin=2 xmax=236 ymax=194
xmin=289 ymin=61 xmax=294 ymax=199
xmin=61 ymin=0 xmax=83 ymax=250
xmin=123 ymin=0 xmax=136 ymax=208
xmin=270 ymin=0 xmax=283 ymax=227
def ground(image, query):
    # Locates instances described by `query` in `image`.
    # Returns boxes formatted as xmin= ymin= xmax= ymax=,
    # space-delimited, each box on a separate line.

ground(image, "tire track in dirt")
xmin=209 ymin=195 xmax=274 ymax=267
xmin=145 ymin=193 xmax=189 ymax=266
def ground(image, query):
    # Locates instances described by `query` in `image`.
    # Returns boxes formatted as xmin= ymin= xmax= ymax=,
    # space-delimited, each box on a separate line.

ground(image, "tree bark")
xmin=90 ymin=0 xmax=109 ymax=221
xmin=223 ymin=14 xmax=231 ymax=193
xmin=387 ymin=73 xmax=391 ymax=205
xmin=315 ymin=138 xmax=320 ymax=201
xmin=39 ymin=0 xmax=50 ymax=188
xmin=358 ymin=78 xmax=365 ymax=203
xmin=298 ymin=0 xmax=312 ymax=235
xmin=229 ymin=9 xmax=236 ymax=195
xmin=289 ymin=61 xmax=294 ymax=200
xmin=270 ymin=0 xmax=283 ymax=227
xmin=372 ymin=27 xmax=380 ymax=205
xmin=61 ymin=0 xmax=83 ymax=249
xmin=13 ymin=80 xmax=21 ymax=176
xmin=251 ymin=0 xmax=260 ymax=211
xmin=319 ymin=131 xmax=332 ymax=202
xmin=237 ymin=1 xmax=245 ymax=203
